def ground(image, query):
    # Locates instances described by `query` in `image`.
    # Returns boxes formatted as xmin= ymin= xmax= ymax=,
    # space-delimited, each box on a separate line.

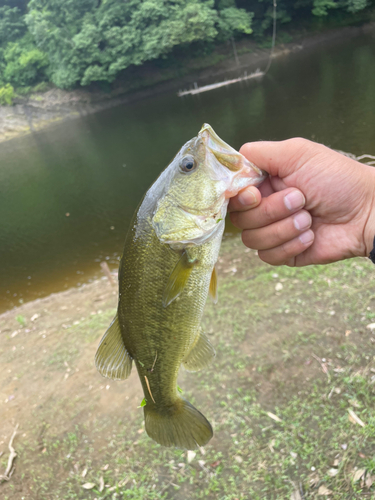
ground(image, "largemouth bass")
xmin=95 ymin=124 xmax=266 ymax=449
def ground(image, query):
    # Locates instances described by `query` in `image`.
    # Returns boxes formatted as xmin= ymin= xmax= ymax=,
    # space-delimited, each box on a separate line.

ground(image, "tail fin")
xmin=144 ymin=398 xmax=213 ymax=449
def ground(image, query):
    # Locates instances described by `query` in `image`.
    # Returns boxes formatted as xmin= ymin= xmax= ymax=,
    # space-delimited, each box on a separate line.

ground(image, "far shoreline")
xmin=1 ymin=22 xmax=374 ymax=145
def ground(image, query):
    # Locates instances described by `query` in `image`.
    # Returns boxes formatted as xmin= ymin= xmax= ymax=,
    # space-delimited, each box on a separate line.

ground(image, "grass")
xmin=1 ymin=236 xmax=375 ymax=499
xmin=45 ymin=308 xmax=116 ymax=370
xmin=12 ymin=367 xmax=375 ymax=499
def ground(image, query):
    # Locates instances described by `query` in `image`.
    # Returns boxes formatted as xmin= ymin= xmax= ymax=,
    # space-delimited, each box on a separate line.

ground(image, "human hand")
xmin=229 ymin=138 xmax=375 ymax=266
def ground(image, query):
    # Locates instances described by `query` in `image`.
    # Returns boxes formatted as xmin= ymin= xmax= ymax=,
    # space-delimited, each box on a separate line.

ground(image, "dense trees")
xmin=0 ymin=0 xmax=374 ymax=97
xmin=23 ymin=0 xmax=255 ymax=88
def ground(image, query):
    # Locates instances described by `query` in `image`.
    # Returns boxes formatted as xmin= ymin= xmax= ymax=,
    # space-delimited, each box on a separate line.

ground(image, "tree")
xmin=217 ymin=7 xmax=253 ymax=40
xmin=0 ymin=6 xmax=27 ymax=46
xmin=0 ymin=0 xmax=372 ymax=91
xmin=3 ymin=35 xmax=48 ymax=87
xmin=312 ymin=0 xmax=337 ymax=16
xmin=345 ymin=0 xmax=368 ymax=12
xmin=26 ymin=0 xmax=222 ymax=88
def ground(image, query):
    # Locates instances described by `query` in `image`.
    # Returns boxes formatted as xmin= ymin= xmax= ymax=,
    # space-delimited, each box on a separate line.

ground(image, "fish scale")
xmin=95 ymin=124 xmax=267 ymax=449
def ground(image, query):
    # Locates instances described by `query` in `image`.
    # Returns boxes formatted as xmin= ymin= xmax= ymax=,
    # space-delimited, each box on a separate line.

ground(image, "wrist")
xmin=362 ymin=166 xmax=375 ymax=258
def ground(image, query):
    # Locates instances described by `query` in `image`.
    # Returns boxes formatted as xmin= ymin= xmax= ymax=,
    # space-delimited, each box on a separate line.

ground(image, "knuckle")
xmin=262 ymin=201 xmax=275 ymax=221
xmin=286 ymin=137 xmax=311 ymax=149
xmin=273 ymin=221 xmax=286 ymax=242
xmin=279 ymin=240 xmax=294 ymax=260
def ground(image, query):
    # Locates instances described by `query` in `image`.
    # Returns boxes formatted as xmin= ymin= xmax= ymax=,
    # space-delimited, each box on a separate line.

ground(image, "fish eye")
xmin=180 ymin=155 xmax=196 ymax=173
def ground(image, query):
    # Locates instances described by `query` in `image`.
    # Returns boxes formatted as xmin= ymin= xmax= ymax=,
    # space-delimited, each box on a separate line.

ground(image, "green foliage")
xmin=0 ymin=6 xmax=27 ymax=46
xmin=15 ymin=314 xmax=26 ymax=326
xmin=0 ymin=83 xmax=15 ymax=105
xmin=26 ymin=0 xmax=222 ymax=88
xmin=217 ymin=7 xmax=253 ymax=39
xmin=345 ymin=0 xmax=369 ymax=12
xmin=0 ymin=0 xmax=372 ymax=92
xmin=3 ymin=36 xmax=48 ymax=86
xmin=217 ymin=0 xmax=236 ymax=8
xmin=254 ymin=1 xmax=292 ymax=34
xmin=312 ymin=0 xmax=338 ymax=16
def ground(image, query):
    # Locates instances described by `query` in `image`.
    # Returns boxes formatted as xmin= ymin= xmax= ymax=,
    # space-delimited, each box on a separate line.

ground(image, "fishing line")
xmin=178 ymin=0 xmax=278 ymax=96
xmin=264 ymin=0 xmax=277 ymax=75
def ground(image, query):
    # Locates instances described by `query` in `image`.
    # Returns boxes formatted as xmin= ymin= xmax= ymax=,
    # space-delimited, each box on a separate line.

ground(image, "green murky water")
xmin=0 ymin=32 xmax=374 ymax=312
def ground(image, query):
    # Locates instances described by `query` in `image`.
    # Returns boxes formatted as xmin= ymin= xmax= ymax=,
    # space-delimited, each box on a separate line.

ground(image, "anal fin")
xmin=183 ymin=328 xmax=216 ymax=372
xmin=95 ymin=314 xmax=132 ymax=380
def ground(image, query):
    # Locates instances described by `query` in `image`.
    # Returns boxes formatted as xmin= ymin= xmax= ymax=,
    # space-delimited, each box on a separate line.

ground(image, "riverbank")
xmin=1 ymin=236 xmax=375 ymax=499
xmin=1 ymin=22 xmax=374 ymax=144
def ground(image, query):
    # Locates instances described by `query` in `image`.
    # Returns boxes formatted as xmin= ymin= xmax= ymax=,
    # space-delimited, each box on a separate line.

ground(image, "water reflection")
xmin=0 ymin=32 xmax=374 ymax=312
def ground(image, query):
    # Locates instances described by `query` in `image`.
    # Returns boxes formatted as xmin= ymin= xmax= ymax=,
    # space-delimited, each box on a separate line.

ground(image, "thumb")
xmin=240 ymin=138 xmax=314 ymax=179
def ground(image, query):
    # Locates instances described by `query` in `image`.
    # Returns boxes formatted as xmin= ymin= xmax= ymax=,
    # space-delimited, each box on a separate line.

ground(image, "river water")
xmin=0 ymin=31 xmax=374 ymax=313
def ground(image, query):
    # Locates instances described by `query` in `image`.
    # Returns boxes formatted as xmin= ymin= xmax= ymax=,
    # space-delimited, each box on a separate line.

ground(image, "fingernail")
xmin=238 ymin=190 xmax=257 ymax=207
xmin=284 ymin=190 xmax=305 ymax=211
xmin=293 ymin=212 xmax=311 ymax=231
xmin=299 ymin=230 xmax=314 ymax=245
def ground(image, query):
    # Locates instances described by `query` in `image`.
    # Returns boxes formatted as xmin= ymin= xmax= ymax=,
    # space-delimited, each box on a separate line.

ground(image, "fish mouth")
xmin=199 ymin=123 xmax=267 ymax=179
xmin=199 ymin=123 xmax=242 ymax=172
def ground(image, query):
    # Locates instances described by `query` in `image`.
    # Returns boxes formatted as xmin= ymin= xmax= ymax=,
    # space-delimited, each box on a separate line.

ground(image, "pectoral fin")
xmin=162 ymin=251 xmax=197 ymax=308
xmin=209 ymin=266 xmax=218 ymax=303
xmin=183 ymin=328 xmax=216 ymax=372
xmin=95 ymin=314 xmax=132 ymax=380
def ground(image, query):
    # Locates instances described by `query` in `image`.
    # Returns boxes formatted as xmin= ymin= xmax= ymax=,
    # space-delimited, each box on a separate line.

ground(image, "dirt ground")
xmin=1 ymin=236 xmax=375 ymax=499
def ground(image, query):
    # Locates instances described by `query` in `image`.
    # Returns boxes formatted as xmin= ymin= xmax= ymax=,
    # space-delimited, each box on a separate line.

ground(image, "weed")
xmin=16 ymin=314 xmax=26 ymax=326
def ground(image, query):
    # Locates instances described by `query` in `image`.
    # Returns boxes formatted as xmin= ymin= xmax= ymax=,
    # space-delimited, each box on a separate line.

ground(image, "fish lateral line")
xmin=144 ymin=375 xmax=156 ymax=404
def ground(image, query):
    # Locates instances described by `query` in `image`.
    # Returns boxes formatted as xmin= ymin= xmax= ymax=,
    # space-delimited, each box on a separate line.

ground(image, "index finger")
xmin=239 ymin=138 xmax=315 ymax=178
